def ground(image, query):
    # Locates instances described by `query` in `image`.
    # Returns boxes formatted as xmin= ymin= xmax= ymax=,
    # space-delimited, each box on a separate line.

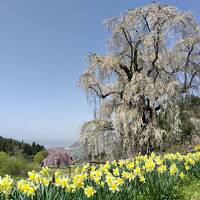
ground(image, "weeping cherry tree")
xmin=78 ymin=3 xmax=200 ymax=158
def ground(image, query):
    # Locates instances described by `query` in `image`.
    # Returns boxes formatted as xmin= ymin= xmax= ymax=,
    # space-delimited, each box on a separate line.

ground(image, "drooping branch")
xmin=79 ymin=2 xmax=200 ymax=159
xmin=86 ymin=77 xmax=119 ymax=99
xmin=121 ymin=27 xmax=142 ymax=74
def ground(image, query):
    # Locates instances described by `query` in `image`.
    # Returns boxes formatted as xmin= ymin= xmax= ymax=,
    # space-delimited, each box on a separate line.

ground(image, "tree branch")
xmin=88 ymin=84 xmax=119 ymax=99
xmin=121 ymin=27 xmax=134 ymax=73
xmin=148 ymin=30 xmax=160 ymax=83
xmin=188 ymin=70 xmax=198 ymax=88
xmin=183 ymin=46 xmax=194 ymax=91
xmin=142 ymin=15 xmax=151 ymax=32
xmin=121 ymin=26 xmax=141 ymax=74
xmin=119 ymin=64 xmax=132 ymax=81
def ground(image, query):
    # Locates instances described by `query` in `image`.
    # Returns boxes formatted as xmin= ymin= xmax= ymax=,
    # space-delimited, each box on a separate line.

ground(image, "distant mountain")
xmin=0 ymin=136 xmax=45 ymax=157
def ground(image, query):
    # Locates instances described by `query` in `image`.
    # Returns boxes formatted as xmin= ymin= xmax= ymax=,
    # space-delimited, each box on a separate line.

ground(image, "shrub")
xmin=33 ymin=150 xmax=47 ymax=164
xmin=0 ymin=152 xmax=31 ymax=177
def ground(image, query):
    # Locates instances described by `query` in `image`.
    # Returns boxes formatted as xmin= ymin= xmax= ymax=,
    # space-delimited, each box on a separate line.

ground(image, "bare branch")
xmin=121 ymin=26 xmax=141 ymax=73
xmin=183 ymin=46 xmax=194 ymax=91
xmin=142 ymin=15 xmax=151 ymax=32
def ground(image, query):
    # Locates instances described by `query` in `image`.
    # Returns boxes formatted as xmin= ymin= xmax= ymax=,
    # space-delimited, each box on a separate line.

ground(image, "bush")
xmin=33 ymin=150 xmax=47 ymax=164
xmin=0 ymin=151 xmax=32 ymax=177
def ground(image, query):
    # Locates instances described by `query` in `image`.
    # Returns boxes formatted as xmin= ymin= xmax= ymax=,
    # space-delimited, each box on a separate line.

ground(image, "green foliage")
xmin=157 ymin=111 xmax=172 ymax=133
xmin=0 ymin=136 xmax=45 ymax=157
xmin=178 ymin=177 xmax=200 ymax=200
xmin=0 ymin=136 xmax=46 ymax=177
xmin=179 ymin=96 xmax=195 ymax=142
xmin=186 ymin=95 xmax=200 ymax=119
xmin=157 ymin=95 xmax=200 ymax=145
xmin=187 ymin=95 xmax=200 ymax=107
xmin=0 ymin=151 xmax=36 ymax=177
xmin=34 ymin=150 xmax=47 ymax=164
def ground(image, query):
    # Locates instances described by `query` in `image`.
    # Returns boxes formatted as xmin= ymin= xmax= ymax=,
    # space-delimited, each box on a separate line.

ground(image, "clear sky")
xmin=0 ymin=0 xmax=200 ymax=148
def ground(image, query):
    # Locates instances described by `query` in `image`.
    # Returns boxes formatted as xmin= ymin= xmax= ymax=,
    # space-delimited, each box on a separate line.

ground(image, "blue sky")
xmin=0 ymin=0 xmax=200 ymax=147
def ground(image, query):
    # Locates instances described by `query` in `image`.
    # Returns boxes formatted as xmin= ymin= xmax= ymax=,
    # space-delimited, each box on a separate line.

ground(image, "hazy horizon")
xmin=0 ymin=132 xmax=76 ymax=148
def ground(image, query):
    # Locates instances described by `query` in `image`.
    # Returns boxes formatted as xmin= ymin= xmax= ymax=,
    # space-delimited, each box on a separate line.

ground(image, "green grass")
xmin=178 ymin=177 xmax=200 ymax=200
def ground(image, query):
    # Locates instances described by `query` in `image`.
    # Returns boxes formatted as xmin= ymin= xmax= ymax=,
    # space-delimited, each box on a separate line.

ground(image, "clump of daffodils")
xmin=0 ymin=152 xmax=200 ymax=199
xmin=0 ymin=175 xmax=13 ymax=195
xmin=17 ymin=180 xmax=36 ymax=197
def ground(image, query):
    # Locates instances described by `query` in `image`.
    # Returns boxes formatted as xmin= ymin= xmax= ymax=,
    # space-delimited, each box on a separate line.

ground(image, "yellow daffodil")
xmin=127 ymin=161 xmax=135 ymax=170
xmin=169 ymin=163 xmax=178 ymax=175
xmin=17 ymin=180 xmax=35 ymax=196
xmin=113 ymin=168 xmax=120 ymax=176
xmin=28 ymin=170 xmax=40 ymax=183
xmin=134 ymin=166 xmax=141 ymax=176
xmin=84 ymin=186 xmax=96 ymax=198
xmin=139 ymin=175 xmax=145 ymax=183
xmin=157 ymin=165 xmax=167 ymax=174
xmin=109 ymin=181 xmax=120 ymax=193
xmin=0 ymin=175 xmax=13 ymax=195
xmin=180 ymin=172 xmax=185 ymax=179
xmin=144 ymin=159 xmax=155 ymax=172
xmin=40 ymin=166 xmax=49 ymax=176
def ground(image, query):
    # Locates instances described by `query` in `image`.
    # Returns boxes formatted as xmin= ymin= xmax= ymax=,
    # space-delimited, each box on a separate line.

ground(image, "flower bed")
xmin=0 ymin=152 xmax=200 ymax=200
